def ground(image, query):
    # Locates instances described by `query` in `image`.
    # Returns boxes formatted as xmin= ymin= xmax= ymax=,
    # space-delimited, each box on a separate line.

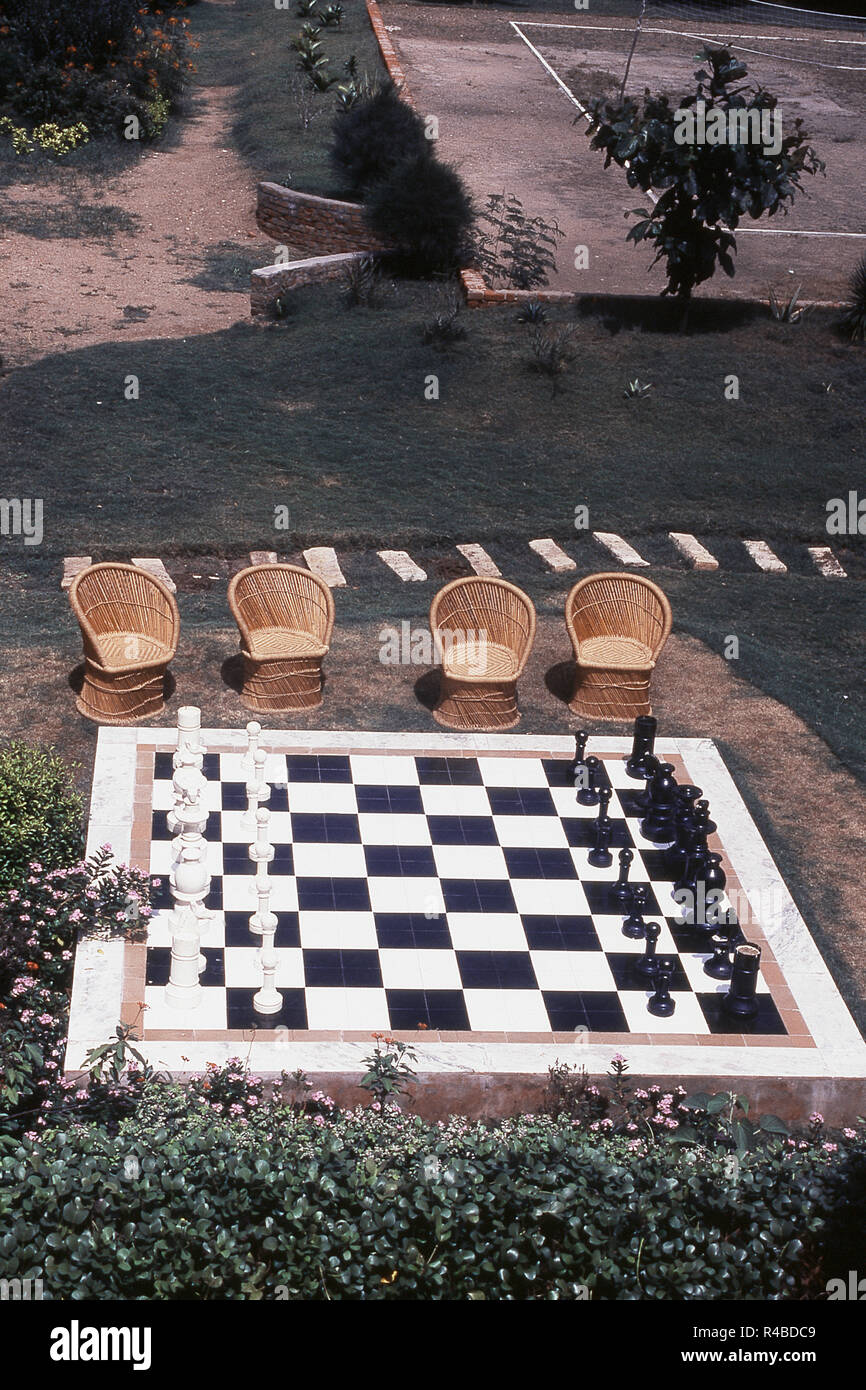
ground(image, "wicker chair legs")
xmin=568 ymin=666 xmax=653 ymax=721
xmin=239 ymin=651 xmax=325 ymax=713
xmin=76 ymin=659 xmax=169 ymax=725
xmin=433 ymin=673 xmax=521 ymax=731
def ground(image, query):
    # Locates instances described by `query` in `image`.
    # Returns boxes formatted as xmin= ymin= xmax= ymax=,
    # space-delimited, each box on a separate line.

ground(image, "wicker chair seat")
xmin=245 ymin=626 xmax=328 ymax=661
xmin=95 ymin=631 xmax=175 ymax=672
xmin=443 ymin=640 xmax=519 ymax=682
xmin=576 ymin=635 xmax=654 ymax=671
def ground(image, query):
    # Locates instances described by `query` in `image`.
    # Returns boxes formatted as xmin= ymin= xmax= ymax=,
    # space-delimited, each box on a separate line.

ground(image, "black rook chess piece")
xmin=723 ymin=943 xmax=762 ymax=1019
xmin=626 ymin=716 xmax=659 ymax=780
xmin=647 ymin=958 xmax=676 ymax=1017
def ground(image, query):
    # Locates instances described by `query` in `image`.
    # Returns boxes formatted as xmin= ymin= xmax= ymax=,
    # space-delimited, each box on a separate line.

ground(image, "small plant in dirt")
xmin=583 ymin=46 xmax=824 ymax=318
xmin=422 ymin=301 xmax=467 ymax=348
xmin=319 ymin=4 xmax=344 ymax=26
xmin=342 ymin=254 xmax=383 ymax=308
xmin=624 ymin=377 xmax=652 ymax=398
xmin=841 ymin=252 xmax=866 ymax=343
xmin=365 ymin=152 xmax=474 ymax=276
xmin=359 ymin=1033 xmax=418 ymax=1108
xmin=295 ymin=0 xmax=319 ymax=14
xmin=269 ymin=291 xmax=293 ymax=322
xmin=516 ymin=299 xmax=548 ymax=324
xmin=769 ymin=284 xmax=805 ymax=324
xmin=330 ymin=79 xmax=429 ymax=196
xmin=528 ymin=323 xmax=577 ymax=394
xmin=288 ymin=70 xmax=328 ymax=132
xmin=473 ymin=192 xmax=564 ymax=290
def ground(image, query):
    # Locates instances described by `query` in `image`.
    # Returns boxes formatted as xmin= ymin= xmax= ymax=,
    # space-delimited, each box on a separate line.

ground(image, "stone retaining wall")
xmin=256 ymin=181 xmax=388 ymax=256
xmin=250 ymin=252 xmax=367 ymax=317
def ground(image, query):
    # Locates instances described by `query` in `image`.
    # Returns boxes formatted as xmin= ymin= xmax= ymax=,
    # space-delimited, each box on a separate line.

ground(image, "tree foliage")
xmin=583 ymin=46 xmax=824 ymax=303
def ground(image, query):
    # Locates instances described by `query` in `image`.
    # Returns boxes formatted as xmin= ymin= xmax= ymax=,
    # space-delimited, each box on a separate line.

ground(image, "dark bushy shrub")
xmin=330 ymin=80 xmax=428 ymax=196
xmin=365 ymin=153 xmax=474 ymax=274
xmin=0 ymin=743 xmax=84 ymax=896
xmin=0 ymin=0 xmax=141 ymax=69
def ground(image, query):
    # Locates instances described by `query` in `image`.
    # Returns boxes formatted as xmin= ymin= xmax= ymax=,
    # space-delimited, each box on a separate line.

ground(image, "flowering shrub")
xmin=0 ymin=846 xmax=151 ymax=1139
xmin=0 ymin=114 xmax=89 ymax=153
xmin=0 ymin=741 xmax=84 ymax=897
xmin=0 ymin=0 xmax=196 ymax=143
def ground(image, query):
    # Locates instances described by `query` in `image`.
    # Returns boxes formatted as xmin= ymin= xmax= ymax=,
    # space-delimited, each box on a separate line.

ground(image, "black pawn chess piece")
xmin=648 ymin=958 xmax=676 ymax=1017
xmin=632 ymin=755 xmax=660 ymax=812
xmin=723 ymin=943 xmax=762 ymax=1019
xmin=588 ymin=819 xmax=614 ymax=869
xmin=633 ymin=919 xmax=661 ymax=980
xmin=608 ymin=847 xmax=634 ymax=911
xmin=703 ymin=933 xmax=734 ymax=980
xmin=622 ymin=883 xmax=648 ymax=940
xmin=641 ymin=762 xmax=679 ymax=844
xmin=596 ymin=784 xmax=612 ymax=824
xmin=571 ymin=731 xmax=589 ymax=787
xmin=626 ymin=716 xmax=658 ymax=780
xmin=576 ymin=755 xmax=601 ymax=806
xmin=700 ymin=853 xmax=728 ymax=927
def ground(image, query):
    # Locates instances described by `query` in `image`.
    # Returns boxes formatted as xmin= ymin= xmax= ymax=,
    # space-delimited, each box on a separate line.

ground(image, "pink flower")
xmin=843 ymin=1128 xmax=857 ymax=1140
xmin=823 ymin=1142 xmax=838 ymax=1154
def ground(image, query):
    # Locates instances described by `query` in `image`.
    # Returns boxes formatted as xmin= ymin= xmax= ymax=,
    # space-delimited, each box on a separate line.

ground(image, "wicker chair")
xmin=68 ymin=562 xmax=180 ymax=725
xmin=228 ymin=563 xmax=335 ymax=713
xmin=565 ymin=573 xmax=672 ymax=720
xmin=429 ymin=577 xmax=536 ymax=731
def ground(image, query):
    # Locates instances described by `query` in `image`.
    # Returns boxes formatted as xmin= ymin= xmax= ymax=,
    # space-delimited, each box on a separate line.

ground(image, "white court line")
xmin=511 ymin=21 xmax=866 ymax=237
xmin=514 ymin=22 xmax=866 ymax=72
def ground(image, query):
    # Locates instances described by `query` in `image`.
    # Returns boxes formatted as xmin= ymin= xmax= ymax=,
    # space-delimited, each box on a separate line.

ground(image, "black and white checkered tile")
xmin=143 ymin=752 xmax=785 ymax=1036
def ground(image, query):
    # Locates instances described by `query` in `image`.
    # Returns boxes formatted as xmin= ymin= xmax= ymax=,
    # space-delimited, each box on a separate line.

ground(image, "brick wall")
xmin=256 ymin=182 xmax=388 ymax=256
xmin=250 ymin=252 xmax=368 ymax=317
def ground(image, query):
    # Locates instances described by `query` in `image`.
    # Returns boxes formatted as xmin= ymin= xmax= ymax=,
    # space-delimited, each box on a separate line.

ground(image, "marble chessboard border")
xmin=64 ymin=727 xmax=866 ymax=1120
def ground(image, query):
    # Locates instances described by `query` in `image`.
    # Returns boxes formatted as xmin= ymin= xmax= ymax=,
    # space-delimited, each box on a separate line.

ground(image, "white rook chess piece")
xmin=248 ymin=807 xmax=274 ymax=938
xmin=241 ymin=747 xmax=270 ymax=837
xmin=252 ymin=875 xmax=281 ymax=1016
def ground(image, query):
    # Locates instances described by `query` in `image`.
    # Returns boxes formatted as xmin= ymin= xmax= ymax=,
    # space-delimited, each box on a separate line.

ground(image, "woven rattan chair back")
xmin=566 ymin=573 xmax=672 ymax=658
xmin=228 ymin=564 xmax=335 ymax=651
xmin=430 ymin=577 xmax=536 ymax=675
xmin=69 ymin=562 xmax=179 ymax=665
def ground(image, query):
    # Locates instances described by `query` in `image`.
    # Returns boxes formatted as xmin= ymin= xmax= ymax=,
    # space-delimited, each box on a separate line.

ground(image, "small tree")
xmin=583 ymin=46 xmax=824 ymax=316
xmin=473 ymin=191 xmax=564 ymax=290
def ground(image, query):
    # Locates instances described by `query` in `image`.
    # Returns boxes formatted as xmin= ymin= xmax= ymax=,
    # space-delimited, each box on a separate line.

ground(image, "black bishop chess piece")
xmin=608 ymin=847 xmax=634 ymax=911
xmin=626 ymin=716 xmax=658 ymax=781
xmin=587 ymin=787 xmax=614 ymax=868
xmin=633 ymin=919 xmax=661 ymax=981
xmin=641 ymin=761 xmax=679 ymax=844
xmin=647 ymin=958 xmax=676 ymax=1018
xmin=576 ymin=754 xmax=601 ymax=807
xmin=622 ymin=883 xmax=649 ymax=939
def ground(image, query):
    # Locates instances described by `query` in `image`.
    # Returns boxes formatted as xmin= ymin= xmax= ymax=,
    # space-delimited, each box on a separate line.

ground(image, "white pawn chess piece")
xmin=241 ymin=747 xmax=270 ymax=837
xmin=241 ymin=721 xmax=262 ymax=780
xmin=252 ymin=878 xmax=281 ymax=1016
xmin=171 ymin=832 xmax=212 ymax=972
xmin=248 ymin=807 xmax=274 ymax=938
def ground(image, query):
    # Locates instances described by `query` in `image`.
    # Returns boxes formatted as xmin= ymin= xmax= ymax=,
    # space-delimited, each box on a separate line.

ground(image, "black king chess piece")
xmin=626 ymin=716 xmax=658 ymax=780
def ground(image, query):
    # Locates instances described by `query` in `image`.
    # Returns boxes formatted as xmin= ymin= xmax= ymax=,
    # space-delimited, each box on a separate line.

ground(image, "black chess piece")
xmin=626 ymin=716 xmax=658 ymax=780
xmin=647 ymin=958 xmax=676 ymax=1017
xmin=608 ymin=847 xmax=634 ymax=910
xmin=699 ymin=853 xmax=728 ymax=928
xmin=632 ymin=755 xmax=660 ymax=812
xmin=622 ymin=883 xmax=648 ymax=939
xmin=588 ymin=819 xmax=614 ymax=868
xmin=703 ymin=933 xmax=734 ymax=980
xmin=571 ymin=731 xmax=589 ymax=787
xmin=576 ymin=754 xmax=601 ymax=806
xmin=723 ymin=943 xmax=762 ymax=1019
xmin=633 ymin=919 xmax=661 ymax=980
xmin=641 ymin=762 xmax=679 ymax=844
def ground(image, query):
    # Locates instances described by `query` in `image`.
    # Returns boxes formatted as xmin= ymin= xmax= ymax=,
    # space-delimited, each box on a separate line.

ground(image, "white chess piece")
xmin=165 ymin=902 xmax=203 ymax=1010
xmin=241 ymin=721 xmax=262 ymax=780
xmin=241 ymin=747 xmax=270 ymax=837
xmin=252 ymin=876 xmax=281 ymax=1016
xmin=174 ymin=705 xmax=205 ymax=771
xmin=248 ymin=807 xmax=274 ymax=938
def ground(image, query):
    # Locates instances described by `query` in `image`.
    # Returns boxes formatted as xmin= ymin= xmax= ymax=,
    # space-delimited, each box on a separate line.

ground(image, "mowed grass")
xmin=1 ymin=286 xmax=864 ymax=556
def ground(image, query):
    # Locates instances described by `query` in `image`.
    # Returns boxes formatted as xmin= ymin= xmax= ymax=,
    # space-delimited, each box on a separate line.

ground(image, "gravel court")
xmin=384 ymin=2 xmax=866 ymax=300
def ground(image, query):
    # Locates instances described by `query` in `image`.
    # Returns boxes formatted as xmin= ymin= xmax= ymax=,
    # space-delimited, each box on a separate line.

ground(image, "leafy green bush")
xmin=330 ymin=80 xmax=428 ymax=196
xmin=473 ymin=191 xmax=564 ymax=290
xmin=365 ymin=152 xmax=474 ymax=274
xmin=0 ymin=742 xmax=84 ymax=895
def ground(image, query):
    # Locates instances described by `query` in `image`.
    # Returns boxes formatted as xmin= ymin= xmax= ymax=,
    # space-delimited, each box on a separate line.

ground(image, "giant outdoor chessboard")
xmin=66 ymin=728 xmax=866 ymax=1107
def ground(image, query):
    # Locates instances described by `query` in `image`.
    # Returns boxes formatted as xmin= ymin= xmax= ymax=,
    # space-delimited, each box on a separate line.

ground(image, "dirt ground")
xmin=383 ymin=2 xmax=866 ymax=301
xmin=0 ymin=86 xmax=268 ymax=369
